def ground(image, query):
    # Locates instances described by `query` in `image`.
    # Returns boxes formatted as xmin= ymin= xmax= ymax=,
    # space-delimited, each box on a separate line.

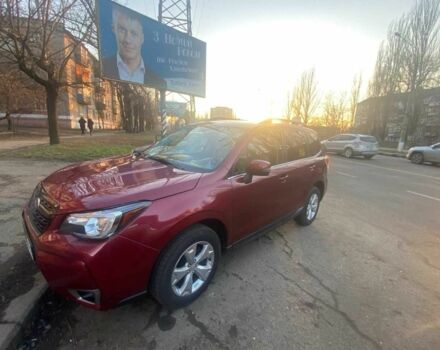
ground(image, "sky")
xmin=125 ymin=0 xmax=415 ymax=121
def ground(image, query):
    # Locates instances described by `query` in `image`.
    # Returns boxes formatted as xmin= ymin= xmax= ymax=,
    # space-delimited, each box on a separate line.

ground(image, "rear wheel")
xmin=410 ymin=152 xmax=424 ymax=164
xmin=295 ymin=187 xmax=321 ymax=226
xmin=150 ymin=224 xmax=221 ymax=310
xmin=344 ymin=148 xmax=353 ymax=158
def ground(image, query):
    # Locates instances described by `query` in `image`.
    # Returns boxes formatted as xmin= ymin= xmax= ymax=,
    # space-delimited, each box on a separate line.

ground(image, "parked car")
xmin=22 ymin=120 xmax=328 ymax=310
xmin=321 ymin=134 xmax=379 ymax=159
xmin=406 ymin=143 xmax=440 ymax=164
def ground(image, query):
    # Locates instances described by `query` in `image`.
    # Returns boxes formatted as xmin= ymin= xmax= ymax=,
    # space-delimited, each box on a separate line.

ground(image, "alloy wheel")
xmin=306 ymin=193 xmax=319 ymax=221
xmin=171 ymin=241 xmax=215 ymax=297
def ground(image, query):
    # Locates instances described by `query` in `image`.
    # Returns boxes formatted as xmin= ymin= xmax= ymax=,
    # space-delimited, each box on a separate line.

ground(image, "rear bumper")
xmin=353 ymin=150 xmax=378 ymax=156
xmin=22 ymin=208 xmax=160 ymax=310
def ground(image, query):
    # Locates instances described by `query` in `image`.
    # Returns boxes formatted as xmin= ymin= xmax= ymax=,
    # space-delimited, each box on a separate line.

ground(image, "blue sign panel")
xmin=166 ymin=101 xmax=188 ymax=118
xmin=97 ymin=0 xmax=206 ymax=97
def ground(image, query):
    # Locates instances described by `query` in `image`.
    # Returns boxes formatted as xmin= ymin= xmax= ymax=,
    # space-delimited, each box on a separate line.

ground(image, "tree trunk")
xmin=46 ymin=85 xmax=60 ymax=145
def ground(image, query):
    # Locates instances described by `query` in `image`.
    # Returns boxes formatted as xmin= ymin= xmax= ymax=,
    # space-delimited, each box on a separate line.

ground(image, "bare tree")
xmin=399 ymin=0 xmax=440 ymax=139
xmin=289 ymin=68 xmax=319 ymax=125
xmin=368 ymin=17 xmax=407 ymax=98
xmin=368 ymin=0 xmax=440 ymax=147
xmin=349 ymin=74 xmax=362 ymax=127
xmin=323 ymin=92 xmax=347 ymax=130
xmin=0 ymin=0 xmax=95 ymax=144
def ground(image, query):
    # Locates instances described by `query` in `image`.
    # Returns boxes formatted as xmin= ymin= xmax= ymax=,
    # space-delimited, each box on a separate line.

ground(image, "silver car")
xmin=406 ymin=143 xmax=440 ymax=165
xmin=321 ymin=134 xmax=379 ymax=159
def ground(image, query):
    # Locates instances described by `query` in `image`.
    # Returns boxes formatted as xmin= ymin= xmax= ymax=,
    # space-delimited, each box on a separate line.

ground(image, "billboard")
xmin=166 ymin=101 xmax=188 ymax=118
xmin=97 ymin=0 xmax=206 ymax=97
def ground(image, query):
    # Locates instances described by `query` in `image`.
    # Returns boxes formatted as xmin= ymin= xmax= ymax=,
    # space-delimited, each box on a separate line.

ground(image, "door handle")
xmin=279 ymin=174 xmax=289 ymax=182
xmin=309 ymin=165 xmax=316 ymax=171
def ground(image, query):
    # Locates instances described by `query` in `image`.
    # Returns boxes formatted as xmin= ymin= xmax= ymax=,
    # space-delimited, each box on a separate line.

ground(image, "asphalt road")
xmin=25 ymin=155 xmax=440 ymax=350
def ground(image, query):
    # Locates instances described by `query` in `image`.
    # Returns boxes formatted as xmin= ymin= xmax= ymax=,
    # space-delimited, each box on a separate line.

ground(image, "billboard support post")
xmin=158 ymin=0 xmax=197 ymax=122
xmin=160 ymin=89 xmax=167 ymax=138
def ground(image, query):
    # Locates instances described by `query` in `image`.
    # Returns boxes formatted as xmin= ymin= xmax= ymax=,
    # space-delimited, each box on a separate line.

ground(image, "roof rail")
xmin=258 ymin=118 xmax=292 ymax=124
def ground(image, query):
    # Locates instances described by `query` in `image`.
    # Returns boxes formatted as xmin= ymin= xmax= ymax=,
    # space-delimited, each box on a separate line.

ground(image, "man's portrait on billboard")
xmin=102 ymin=4 xmax=166 ymax=88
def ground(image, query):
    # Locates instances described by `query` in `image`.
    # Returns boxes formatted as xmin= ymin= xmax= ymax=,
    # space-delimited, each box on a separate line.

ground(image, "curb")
xmin=0 ymin=274 xmax=48 ymax=350
xmin=378 ymin=151 xmax=406 ymax=158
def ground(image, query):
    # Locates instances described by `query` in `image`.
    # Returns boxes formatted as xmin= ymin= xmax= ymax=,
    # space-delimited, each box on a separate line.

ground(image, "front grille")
xmin=30 ymin=207 xmax=52 ymax=234
xmin=29 ymin=184 xmax=58 ymax=235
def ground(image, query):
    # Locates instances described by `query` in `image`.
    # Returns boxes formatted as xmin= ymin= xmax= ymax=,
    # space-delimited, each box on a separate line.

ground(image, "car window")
xmin=433 ymin=144 xmax=440 ymax=149
xmin=145 ymin=125 xmax=245 ymax=172
xmin=284 ymin=127 xmax=320 ymax=161
xmin=360 ymin=136 xmax=378 ymax=143
xmin=231 ymin=127 xmax=284 ymax=175
xmin=304 ymin=129 xmax=322 ymax=156
xmin=340 ymin=135 xmax=357 ymax=141
xmin=329 ymin=135 xmax=342 ymax=141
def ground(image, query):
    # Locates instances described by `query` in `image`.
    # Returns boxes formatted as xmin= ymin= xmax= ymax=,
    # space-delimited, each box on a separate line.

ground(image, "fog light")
xmin=69 ymin=289 xmax=101 ymax=305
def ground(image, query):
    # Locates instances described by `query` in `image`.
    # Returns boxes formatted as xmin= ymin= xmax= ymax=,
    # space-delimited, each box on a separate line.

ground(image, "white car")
xmin=406 ymin=143 xmax=440 ymax=165
xmin=321 ymin=134 xmax=379 ymax=159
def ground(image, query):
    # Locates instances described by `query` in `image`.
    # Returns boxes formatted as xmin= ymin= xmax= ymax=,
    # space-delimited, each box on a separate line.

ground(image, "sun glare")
xmin=198 ymin=19 xmax=378 ymax=121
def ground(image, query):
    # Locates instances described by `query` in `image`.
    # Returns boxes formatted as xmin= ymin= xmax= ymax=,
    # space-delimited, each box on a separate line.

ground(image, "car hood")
xmin=41 ymin=155 xmax=202 ymax=213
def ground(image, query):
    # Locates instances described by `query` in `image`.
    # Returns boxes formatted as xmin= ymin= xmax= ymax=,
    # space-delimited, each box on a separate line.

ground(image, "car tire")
xmin=364 ymin=155 xmax=374 ymax=159
xmin=295 ymin=187 xmax=321 ymax=226
xmin=344 ymin=148 xmax=353 ymax=158
xmin=149 ymin=224 xmax=221 ymax=310
xmin=410 ymin=152 xmax=424 ymax=164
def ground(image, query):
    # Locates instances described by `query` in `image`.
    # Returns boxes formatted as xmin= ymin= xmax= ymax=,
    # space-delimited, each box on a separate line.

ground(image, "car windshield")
xmin=360 ymin=136 xmax=378 ymax=143
xmin=144 ymin=125 xmax=245 ymax=172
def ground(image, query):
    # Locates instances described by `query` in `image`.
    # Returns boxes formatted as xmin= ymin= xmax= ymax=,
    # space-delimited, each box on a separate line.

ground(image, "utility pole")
xmin=158 ymin=0 xmax=196 ymax=137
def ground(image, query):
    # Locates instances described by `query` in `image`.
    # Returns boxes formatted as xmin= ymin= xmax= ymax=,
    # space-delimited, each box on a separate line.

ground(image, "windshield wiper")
xmin=146 ymin=155 xmax=188 ymax=171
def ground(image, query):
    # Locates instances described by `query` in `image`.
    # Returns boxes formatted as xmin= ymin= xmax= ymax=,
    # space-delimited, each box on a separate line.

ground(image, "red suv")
xmin=23 ymin=120 xmax=327 ymax=310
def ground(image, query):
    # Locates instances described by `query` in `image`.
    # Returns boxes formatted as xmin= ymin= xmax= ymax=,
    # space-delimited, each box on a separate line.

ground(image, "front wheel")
xmin=410 ymin=152 xmax=424 ymax=164
xmin=149 ymin=225 xmax=221 ymax=310
xmin=295 ymin=187 xmax=321 ymax=226
xmin=344 ymin=148 xmax=353 ymax=158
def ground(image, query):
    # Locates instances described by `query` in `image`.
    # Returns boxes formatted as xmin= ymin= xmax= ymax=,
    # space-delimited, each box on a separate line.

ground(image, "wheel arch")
xmin=313 ymin=181 xmax=325 ymax=199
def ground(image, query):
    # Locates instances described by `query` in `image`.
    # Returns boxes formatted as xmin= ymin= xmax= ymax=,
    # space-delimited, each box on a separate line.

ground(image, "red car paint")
xmin=23 ymin=121 xmax=327 ymax=310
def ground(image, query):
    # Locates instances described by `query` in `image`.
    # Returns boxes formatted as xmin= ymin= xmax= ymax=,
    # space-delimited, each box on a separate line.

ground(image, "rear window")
xmin=360 ymin=136 xmax=377 ymax=143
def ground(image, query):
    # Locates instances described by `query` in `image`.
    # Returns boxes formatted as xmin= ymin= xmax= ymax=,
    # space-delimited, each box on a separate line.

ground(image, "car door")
xmin=282 ymin=126 xmax=316 ymax=212
xmin=229 ymin=126 xmax=289 ymax=241
xmin=337 ymin=135 xmax=356 ymax=152
xmin=431 ymin=143 xmax=440 ymax=162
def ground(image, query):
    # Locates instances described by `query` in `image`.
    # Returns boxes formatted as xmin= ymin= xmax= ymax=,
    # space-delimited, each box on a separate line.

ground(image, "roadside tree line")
xmin=368 ymin=0 xmax=440 ymax=142
xmin=285 ymin=68 xmax=362 ymax=132
xmin=286 ymin=0 xmax=440 ymax=142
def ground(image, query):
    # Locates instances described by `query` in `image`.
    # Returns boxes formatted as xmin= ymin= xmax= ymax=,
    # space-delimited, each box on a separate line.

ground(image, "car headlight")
xmin=60 ymin=202 xmax=151 ymax=240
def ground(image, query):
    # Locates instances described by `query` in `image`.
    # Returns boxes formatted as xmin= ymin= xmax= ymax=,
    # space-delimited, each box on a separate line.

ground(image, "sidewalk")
xmin=0 ymin=130 xmax=124 ymax=151
xmin=378 ymin=147 xmax=407 ymax=158
xmin=0 ymin=159 xmax=69 ymax=350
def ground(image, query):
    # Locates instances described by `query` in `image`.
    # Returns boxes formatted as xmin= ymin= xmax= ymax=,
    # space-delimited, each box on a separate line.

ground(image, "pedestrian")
xmin=78 ymin=116 xmax=86 ymax=135
xmin=87 ymin=117 xmax=94 ymax=136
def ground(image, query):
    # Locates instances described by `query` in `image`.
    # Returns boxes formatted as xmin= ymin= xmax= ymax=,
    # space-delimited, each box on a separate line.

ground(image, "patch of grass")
xmin=1 ymin=132 xmax=155 ymax=162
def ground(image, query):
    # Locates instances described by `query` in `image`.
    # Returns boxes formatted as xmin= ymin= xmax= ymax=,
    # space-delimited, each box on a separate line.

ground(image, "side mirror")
xmin=243 ymin=160 xmax=271 ymax=183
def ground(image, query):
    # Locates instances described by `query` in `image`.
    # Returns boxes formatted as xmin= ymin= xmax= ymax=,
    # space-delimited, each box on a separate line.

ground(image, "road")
xmin=21 ymin=155 xmax=440 ymax=350
xmin=0 ymin=160 xmax=68 ymax=315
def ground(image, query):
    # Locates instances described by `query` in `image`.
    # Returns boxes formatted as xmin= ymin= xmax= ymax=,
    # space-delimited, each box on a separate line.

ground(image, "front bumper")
xmin=22 ymin=207 xmax=160 ymax=310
